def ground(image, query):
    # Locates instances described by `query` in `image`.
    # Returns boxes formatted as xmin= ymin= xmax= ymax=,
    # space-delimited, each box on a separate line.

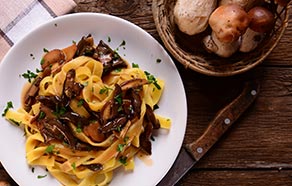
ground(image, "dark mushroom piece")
xmin=145 ymin=104 xmax=160 ymax=129
xmin=75 ymin=34 xmax=95 ymax=57
xmin=139 ymin=120 xmax=153 ymax=155
xmin=23 ymin=77 xmax=42 ymax=111
xmin=99 ymin=116 xmax=128 ymax=134
xmin=37 ymin=104 xmax=76 ymax=147
xmin=120 ymin=78 xmax=148 ymax=91
xmin=41 ymin=49 xmax=65 ymax=76
xmin=63 ymin=69 xmax=84 ymax=99
xmin=94 ymin=40 xmax=128 ymax=75
xmin=83 ymin=120 xmax=105 ymax=142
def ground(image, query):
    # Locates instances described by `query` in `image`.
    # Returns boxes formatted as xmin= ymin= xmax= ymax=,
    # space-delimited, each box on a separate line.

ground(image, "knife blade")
xmin=157 ymin=81 xmax=260 ymax=186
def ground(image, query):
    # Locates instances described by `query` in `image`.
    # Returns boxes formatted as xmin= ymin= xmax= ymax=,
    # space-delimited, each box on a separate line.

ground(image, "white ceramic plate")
xmin=0 ymin=13 xmax=187 ymax=186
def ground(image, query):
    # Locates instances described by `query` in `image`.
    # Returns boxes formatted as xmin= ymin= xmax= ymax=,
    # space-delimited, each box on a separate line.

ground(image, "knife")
xmin=157 ymin=81 xmax=260 ymax=186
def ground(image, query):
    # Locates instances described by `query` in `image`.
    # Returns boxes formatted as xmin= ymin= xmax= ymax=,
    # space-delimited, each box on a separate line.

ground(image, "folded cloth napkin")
xmin=0 ymin=0 xmax=76 ymax=62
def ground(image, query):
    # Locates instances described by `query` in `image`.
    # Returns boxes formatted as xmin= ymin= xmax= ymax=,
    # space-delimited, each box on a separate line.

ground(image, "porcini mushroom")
xmin=203 ymin=4 xmax=250 ymax=57
xmin=173 ymin=0 xmax=217 ymax=35
xmin=240 ymin=6 xmax=275 ymax=52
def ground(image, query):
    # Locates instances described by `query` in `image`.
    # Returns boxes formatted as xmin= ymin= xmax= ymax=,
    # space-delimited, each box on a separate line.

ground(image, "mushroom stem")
xmin=203 ymin=32 xmax=241 ymax=58
xmin=239 ymin=28 xmax=265 ymax=52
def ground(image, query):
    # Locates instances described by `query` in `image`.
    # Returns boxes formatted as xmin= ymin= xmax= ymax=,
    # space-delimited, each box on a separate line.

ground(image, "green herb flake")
xmin=132 ymin=63 xmax=139 ymax=68
xmin=40 ymin=58 xmax=45 ymax=65
xmin=156 ymin=58 xmax=162 ymax=63
xmin=37 ymin=174 xmax=47 ymax=179
xmin=119 ymin=40 xmax=126 ymax=47
xmin=153 ymin=104 xmax=159 ymax=110
xmin=76 ymin=123 xmax=82 ymax=133
xmin=119 ymin=156 xmax=127 ymax=165
xmin=144 ymin=71 xmax=161 ymax=90
xmin=114 ymin=68 xmax=122 ymax=72
xmin=99 ymin=86 xmax=112 ymax=95
xmin=71 ymin=162 xmax=76 ymax=170
xmin=124 ymin=136 xmax=129 ymax=143
xmin=38 ymin=111 xmax=46 ymax=119
xmin=117 ymin=144 xmax=125 ymax=152
xmin=114 ymin=94 xmax=123 ymax=105
xmin=45 ymin=145 xmax=55 ymax=154
xmin=43 ymin=48 xmax=49 ymax=53
xmin=31 ymin=167 xmax=35 ymax=173
xmin=77 ymin=99 xmax=84 ymax=107
xmin=21 ymin=70 xmax=37 ymax=83
xmin=107 ymin=36 xmax=111 ymax=43
xmin=2 ymin=101 xmax=13 ymax=117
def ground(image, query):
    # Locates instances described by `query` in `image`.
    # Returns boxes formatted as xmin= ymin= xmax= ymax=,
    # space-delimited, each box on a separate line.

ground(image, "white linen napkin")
xmin=0 ymin=0 xmax=76 ymax=62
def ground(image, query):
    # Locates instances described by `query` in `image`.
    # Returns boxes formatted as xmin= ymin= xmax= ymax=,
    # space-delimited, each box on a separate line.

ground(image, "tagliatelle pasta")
xmin=3 ymin=35 xmax=171 ymax=186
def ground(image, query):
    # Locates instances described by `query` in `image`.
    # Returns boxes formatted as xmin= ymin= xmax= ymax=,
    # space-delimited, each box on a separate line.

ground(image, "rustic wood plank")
xmin=181 ymin=66 xmax=292 ymax=169
xmin=178 ymin=169 xmax=292 ymax=186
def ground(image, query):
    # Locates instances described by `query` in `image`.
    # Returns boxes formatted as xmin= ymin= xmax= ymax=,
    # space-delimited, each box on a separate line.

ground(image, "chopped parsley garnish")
xmin=2 ymin=101 xmax=13 ymax=116
xmin=114 ymin=68 xmax=122 ymax=72
xmin=144 ymin=71 xmax=161 ymax=90
xmin=21 ymin=70 xmax=37 ymax=83
xmin=132 ymin=63 xmax=139 ymax=68
xmin=153 ymin=104 xmax=159 ymax=110
xmin=119 ymin=156 xmax=127 ymax=165
xmin=108 ymin=36 xmax=111 ymax=43
xmin=114 ymin=94 xmax=123 ymax=105
xmin=45 ymin=145 xmax=55 ymax=154
xmin=119 ymin=40 xmax=126 ymax=47
xmin=77 ymin=99 xmax=85 ymax=107
xmin=31 ymin=167 xmax=35 ymax=173
xmin=43 ymin=48 xmax=49 ymax=53
xmin=40 ymin=58 xmax=45 ymax=65
xmin=76 ymin=123 xmax=82 ymax=133
xmin=117 ymin=144 xmax=125 ymax=152
xmin=71 ymin=162 xmax=76 ymax=170
xmin=53 ymin=106 xmax=66 ymax=117
xmin=38 ymin=111 xmax=46 ymax=119
xmin=124 ymin=136 xmax=129 ymax=143
xmin=99 ymin=86 xmax=112 ymax=95
xmin=156 ymin=58 xmax=162 ymax=63
xmin=37 ymin=174 xmax=47 ymax=179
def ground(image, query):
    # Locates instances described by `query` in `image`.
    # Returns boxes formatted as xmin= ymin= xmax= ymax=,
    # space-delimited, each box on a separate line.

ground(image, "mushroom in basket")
xmin=203 ymin=4 xmax=250 ymax=57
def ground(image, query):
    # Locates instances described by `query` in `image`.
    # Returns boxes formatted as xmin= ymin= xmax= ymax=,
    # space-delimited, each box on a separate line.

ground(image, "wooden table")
xmin=1 ymin=0 xmax=292 ymax=185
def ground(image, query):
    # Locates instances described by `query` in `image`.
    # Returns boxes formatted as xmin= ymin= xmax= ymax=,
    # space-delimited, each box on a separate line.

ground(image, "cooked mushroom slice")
xmin=120 ymin=78 xmax=148 ymax=91
xmin=83 ymin=120 xmax=105 ymax=142
xmin=128 ymin=88 xmax=142 ymax=119
xmin=84 ymin=163 xmax=103 ymax=171
xmin=63 ymin=69 xmax=84 ymax=99
xmin=94 ymin=40 xmax=128 ymax=75
xmin=139 ymin=120 xmax=153 ymax=155
xmin=240 ymin=6 xmax=275 ymax=52
xmin=24 ymin=77 xmax=42 ymax=111
xmin=36 ymin=95 xmax=69 ymax=110
xmin=37 ymin=104 xmax=76 ymax=147
xmin=99 ymin=116 xmax=128 ymax=134
xmin=75 ymin=34 xmax=95 ymax=56
xmin=145 ymin=104 xmax=160 ymax=129
xmin=41 ymin=49 xmax=65 ymax=72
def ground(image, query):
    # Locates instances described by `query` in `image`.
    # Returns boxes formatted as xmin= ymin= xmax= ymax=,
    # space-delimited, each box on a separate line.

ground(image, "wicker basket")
xmin=152 ymin=0 xmax=291 ymax=76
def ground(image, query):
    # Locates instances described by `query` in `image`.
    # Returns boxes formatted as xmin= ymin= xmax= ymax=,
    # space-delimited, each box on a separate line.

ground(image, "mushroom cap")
xmin=248 ymin=6 xmax=275 ymax=33
xmin=209 ymin=4 xmax=250 ymax=43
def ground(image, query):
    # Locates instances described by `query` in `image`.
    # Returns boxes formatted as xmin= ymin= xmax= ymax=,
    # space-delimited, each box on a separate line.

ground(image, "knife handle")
xmin=185 ymin=81 xmax=260 ymax=161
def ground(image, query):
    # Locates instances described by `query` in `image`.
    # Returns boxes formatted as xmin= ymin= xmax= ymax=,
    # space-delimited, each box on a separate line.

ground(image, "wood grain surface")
xmin=1 ymin=0 xmax=292 ymax=186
